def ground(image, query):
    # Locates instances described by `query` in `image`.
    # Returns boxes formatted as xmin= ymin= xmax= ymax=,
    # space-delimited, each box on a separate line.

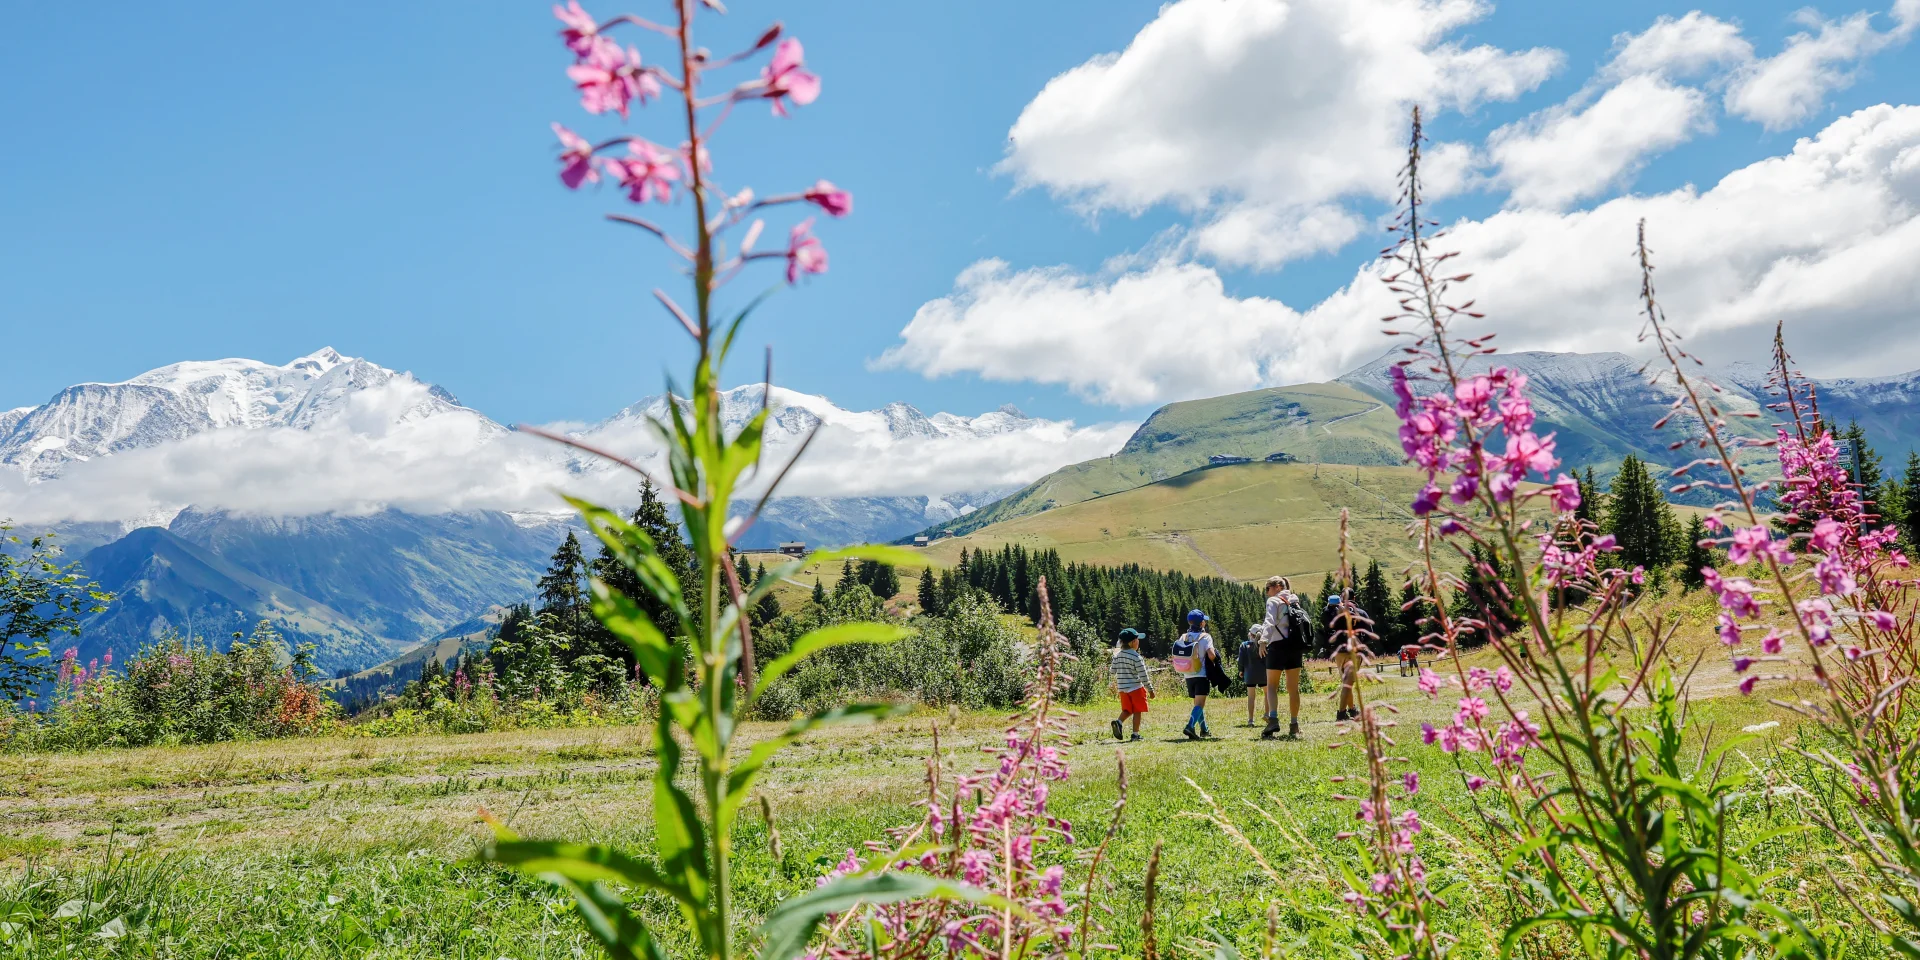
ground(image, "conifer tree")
xmin=837 ymin=559 xmax=856 ymax=596
xmin=537 ymin=531 xmax=590 ymax=639
xmin=1392 ymin=581 xmax=1423 ymax=651
xmin=754 ymin=562 xmax=767 ymax=585
xmin=1903 ymin=452 xmax=1920 ymax=552
xmin=1603 ymin=456 xmax=1677 ymax=572
xmin=751 ymin=592 xmax=781 ymax=630
xmin=1843 ymin=421 xmax=1884 ymax=500
xmin=1680 ymin=513 xmax=1715 ymax=590
xmin=811 ymin=579 xmax=827 ymax=605
xmin=585 ymin=479 xmax=699 ymax=672
xmin=916 ymin=569 xmax=943 ymax=616
xmin=734 ymin=552 xmax=754 ymax=590
xmin=1358 ymin=560 xmax=1390 ymax=636
xmin=1575 ymin=467 xmax=1599 ymax=526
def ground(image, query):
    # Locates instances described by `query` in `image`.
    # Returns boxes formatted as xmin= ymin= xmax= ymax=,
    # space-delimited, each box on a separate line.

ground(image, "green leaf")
xmin=552 ymin=877 xmax=670 ymax=960
xmin=754 ymin=623 xmax=913 ymax=699
xmin=481 ymin=840 xmax=692 ymax=908
xmin=590 ymin=580 xmax=680 ymax=689
xmin=759 ymin=872 xmax=1010 ymax=960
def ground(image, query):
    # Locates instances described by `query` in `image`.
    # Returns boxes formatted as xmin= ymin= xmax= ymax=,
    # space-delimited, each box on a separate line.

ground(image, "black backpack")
xmin=1285 ymin=604 xmax=1314 ymax=652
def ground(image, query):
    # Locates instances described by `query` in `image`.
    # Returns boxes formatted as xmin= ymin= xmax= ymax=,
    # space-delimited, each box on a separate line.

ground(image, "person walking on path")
xmin=1259 ymin=576 xmax=1310 ymax=739
xmin=1171 ymin=610 xmax=1218 ymax=740
xmin=1326 ymin=595 xmax=1369 ymax=722
xmin=1238 ymin=625 xmax=1266 ymax=726
xmin=1109 ymin=628 xmax=1154 ymax=742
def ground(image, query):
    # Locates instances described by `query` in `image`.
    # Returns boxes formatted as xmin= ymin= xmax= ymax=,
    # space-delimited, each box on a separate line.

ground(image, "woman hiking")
xmin=1259 ymin=576 xmax=1309 ymax=740
xmin=1170 ymin=609 xmax=1218 ymax=740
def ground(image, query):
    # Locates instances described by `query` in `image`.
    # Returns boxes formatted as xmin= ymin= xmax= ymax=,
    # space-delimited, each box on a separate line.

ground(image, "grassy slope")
xmin=939 ymin=382 xmax=1402 ymax=538
xmin=923 ymin=461 xmax=1435 ymax=582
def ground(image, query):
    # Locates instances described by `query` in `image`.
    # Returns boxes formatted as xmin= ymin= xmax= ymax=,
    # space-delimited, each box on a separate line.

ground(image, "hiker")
xmin=1238 ymin=624 xmax=1265 ymax=726
xmin=1109 ymin=628 xmax=1153 ymax=741
xmin=1259 ymin=576 xmax=1311 ymax=739
xmin=1325 ymin=595 xmax=1368 ymax=722
xmin=1170 ymin=610 xmax=1218 ymax=740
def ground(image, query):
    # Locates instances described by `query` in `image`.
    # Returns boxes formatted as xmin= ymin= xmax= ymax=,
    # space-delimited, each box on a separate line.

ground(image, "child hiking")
xmin=1238 ymin=624 xmax=1265 ymax=726
xmin=1171 ymin=610 xmax=1218 ymax=740
xmin=1326 ymin=594 xmax=1368 ymax=722
xmin=1259 ymin=576 xmax=1310 ymax=740
xmin=1109 ymin=627 xmax=1153 ymax=742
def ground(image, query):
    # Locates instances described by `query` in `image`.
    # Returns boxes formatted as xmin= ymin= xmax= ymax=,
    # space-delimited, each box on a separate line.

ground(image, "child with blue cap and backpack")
xmin=1170 ymin=609 xmax=1218 ymax=740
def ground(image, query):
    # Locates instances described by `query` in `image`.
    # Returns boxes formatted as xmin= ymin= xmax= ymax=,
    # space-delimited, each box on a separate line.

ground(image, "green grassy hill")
xmin=922 ymin=461 xmax=1433 ymax=582
xmin=935 ymin=382 xmax=1401 ymax=538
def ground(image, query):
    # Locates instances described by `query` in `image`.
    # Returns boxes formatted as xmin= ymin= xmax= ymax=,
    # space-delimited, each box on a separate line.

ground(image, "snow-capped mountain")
xmin=0 ymin=347 xmax=478 ymax=481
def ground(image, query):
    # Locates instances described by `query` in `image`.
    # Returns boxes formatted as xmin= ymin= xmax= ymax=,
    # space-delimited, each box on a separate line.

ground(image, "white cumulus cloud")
xmin=999 ymin=0 xmax=1560 ymax=267
xmin=1489 ymin=74 xmax=1714 ymax=209
xmin=1726 ymin=7 xmax=1917 ymax=130
xmin=893 ymin=105 xmax=1920 ymax=405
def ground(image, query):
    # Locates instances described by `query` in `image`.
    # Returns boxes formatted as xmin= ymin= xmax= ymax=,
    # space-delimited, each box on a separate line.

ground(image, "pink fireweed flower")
xmin=1456 ymin=697 xmax=1489 ymax=724
xmin=1492 ymin=665 xmax=1514 ymax=693
xmin=1502 ymin=431 xmax=1557 ymax=478
xmin=1489 ymin=472 xmax=1517 ymax=503
xmin=1402 ymin=771 xmax=1420 ymax=795
xmin=1389 ymin=365 xmax=1416 ymax=418
xmin=1465 ymin=667 xmax=1491 ymax=693
xmin=567 ymin=46 xmax=658 ymax=118
xmin=553 ymin=123 xmax=598 ymax=189
xmin=1762 ymin=629 xmax=1784 ymax=655
xmin=1465 ymin=774 xmax=1489 ymax=792
xmin=1417 ymin=668 xmax=1446 ymax=698
xmin=1732 ymin=656 xmax=1753 ymax=673
xmin=1740 ymin=675 xmax=1759 ymax=695
xmin=1871 ymin=609 xmax=1897 ymax=632
xmin=1814 ymin=554 xmax=1858 ymax=596
xmin=1454 ymin=376 xmax=1492 ymax=419
xmin=1717 ymin=612 xmax=1743 ymax=646
xmin=1729 ymin=525 xmax=1791 ymax=566
xmin=1449 ymin=472 xmax=1479 ymax=504
xmin=803 ymin=179 xmax=852 ymax=217
xmin=785 ymin=218 xmax=827 ymax=283
xmin=1703 ymin=568 xmax=1761 ymax=618
xmin=1551 ymin=473 xmax=1581 ymax=512
xmin=1412 ymin=482 xmax=1442 ymax=516
xmin=606 ymin=139 xmax=679 ymax=203
xmin=1811 ymin=518 xmax=1845 ymax=554
xmin=1420 ymin=722 xmax=1439 ymax=745
xmin=761 ymin=38 xmax=821 ymax=116
xmin=553 ymin=1 xmax=615 ymax=63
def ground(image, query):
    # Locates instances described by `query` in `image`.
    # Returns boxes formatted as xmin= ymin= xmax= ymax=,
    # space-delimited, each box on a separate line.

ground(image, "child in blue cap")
xmin=1169 ymin=609 xmax=1217 ymax=740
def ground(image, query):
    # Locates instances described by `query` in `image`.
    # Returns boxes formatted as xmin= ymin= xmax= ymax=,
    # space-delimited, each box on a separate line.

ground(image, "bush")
xmin=2 ymin=623 xmax=339 ymax=751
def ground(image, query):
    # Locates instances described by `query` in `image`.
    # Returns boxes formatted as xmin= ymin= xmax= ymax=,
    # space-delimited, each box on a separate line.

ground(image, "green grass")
xmin=0 ymin=658 xmax=1865 ymax=959
xmin=923 ymin=461 xmax=1438 ymax=582
xmin=936 ymin=382 xmax=1405 ymax=537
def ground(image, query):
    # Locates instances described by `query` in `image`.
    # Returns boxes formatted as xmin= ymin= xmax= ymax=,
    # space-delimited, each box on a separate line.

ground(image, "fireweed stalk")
xmin=1380 ymin=110 xmax=1818 ymax=959
xmin=477 ymin=5 xmax=972 ymax=960
xmin=792 ymin=579 xmax=1111 ymax=960
xmin=1325 ymin=510 xmax=1448 ymax=959
xmin=1637 ymin=227 xmax=1920 ymax=951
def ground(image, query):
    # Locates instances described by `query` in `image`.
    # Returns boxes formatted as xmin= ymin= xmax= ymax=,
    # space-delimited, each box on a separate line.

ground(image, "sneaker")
xmin=1110 ymin=719 xmax=1124 ymax=741
xmin=1130 ymin=733 xmax=1144 ymax=742
xmin=1261 ymin=716 xmax=1280 ymax=739
xmin=1200 ymin=726 xmax=1212 ymax=739
xmin=1182 ymin=723 xmax=1198 ymax=741
xmin=1289 ymin=720 xmax=1300 ymax=738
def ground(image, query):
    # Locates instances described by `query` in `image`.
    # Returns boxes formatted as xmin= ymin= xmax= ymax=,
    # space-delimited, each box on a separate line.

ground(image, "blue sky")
xmin=5 ymin=0 xmax=1918 ymax=430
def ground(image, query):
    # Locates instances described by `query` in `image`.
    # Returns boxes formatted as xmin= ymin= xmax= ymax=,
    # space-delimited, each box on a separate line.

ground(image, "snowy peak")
xmin=590 ymin=384 xmax=1045 ymax=446
xmin=0 ymin=349 xmax=478 ymax=480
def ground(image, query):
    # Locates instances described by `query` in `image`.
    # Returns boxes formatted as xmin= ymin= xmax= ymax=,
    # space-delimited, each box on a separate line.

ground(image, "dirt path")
xmin=1319 ymin=403 xmax=1383 ymax=434
xmin=1169 ymin=531 xmax=1236 ymax=579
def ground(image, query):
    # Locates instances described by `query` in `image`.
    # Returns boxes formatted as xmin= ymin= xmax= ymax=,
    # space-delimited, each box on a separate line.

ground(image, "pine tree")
xmin=1843 ymin=421 xmax=1885 ymax=501
xmin=537 ymin=531 xmax=590 ymax=640
xmin=917 ymin=569 xmax=943 ymax=616
xmin=1604 ymin=456 xmax=1677 ymax=572
xmin=585 ymin=479 xmax=700 ymax=674
xmin=1575 ymin=466 xmax=1599 ymax=526
xmin=752 ymin=592 xmax=781 ymax=629
xmin=754 ymin=562 xmax=767 ymax=585
xmin=811 ymin=579 xmax=827 ymax=605
xmin=837 ymin=559 xmax=856 ymax=596
xmin=1357 ymin=560 xmax=1390 ymax=641
xmin=1680 ymin=513 xmax=1715 ymax=590
xmin=1392 ymin=581 xmax=1423 ymax=651
xmin=1903 ymin=452 xmax=1920 ymax=552
xmin=734 ymin=552 xmax=754 ymax=590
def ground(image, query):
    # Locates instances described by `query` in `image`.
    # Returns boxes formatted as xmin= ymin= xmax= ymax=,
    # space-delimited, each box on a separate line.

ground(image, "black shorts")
xmin=1184 ymin=676 xmax=1211 ymax=697
xmin=1265 ymin=640 xmax=1303 ymax=671
xmin=1243 ymin=671 xmax=1265 ymax=687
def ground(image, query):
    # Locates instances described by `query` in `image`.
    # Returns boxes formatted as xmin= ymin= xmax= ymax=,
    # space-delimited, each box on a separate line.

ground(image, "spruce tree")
xmin=1575 ymin=466 xmax=1599 ymax=526
xmin=752 ymin=592 xmax=781 ymax=629
xmin=917 ymin=569 xmax=943 ymax=616
xmin=1393 ymin=581 xmax=1424 ymax=651
xmin=754 ymin=562 xmax=767 ymax=585
xmin=1358 ymin=560 xmax=1391 ymax=638
xmin=1680 ymin=513 xmax=1715 ymax=590
xmin=1843 ymin=421 xmax=1884 ymax=500
xmin=1604 ymin=456 xmax=1676 ymax=572
xmin=734 ymin=552 xmax=754 ymax=590
xmin=837 ymin=559 xmax=856 ymax=596
xmin=586 ymin=479 xmax=700 ymax=671
xmin=811 ymin=579 xmax=827 ymax=605
xmin=1903 ymin=452 xmax=1920 ymax=552
xmin=537 ymin=531 xmax=590 ymax=640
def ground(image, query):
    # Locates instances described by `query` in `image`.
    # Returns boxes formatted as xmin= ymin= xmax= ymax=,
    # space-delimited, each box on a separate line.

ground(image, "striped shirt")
xmin=1111 ymin=648 xmax=1153 ymax=693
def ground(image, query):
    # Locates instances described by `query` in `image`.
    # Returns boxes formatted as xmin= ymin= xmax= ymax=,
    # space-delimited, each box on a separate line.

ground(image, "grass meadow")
xmin=0 ymin=642 xmax=1857 ymax=959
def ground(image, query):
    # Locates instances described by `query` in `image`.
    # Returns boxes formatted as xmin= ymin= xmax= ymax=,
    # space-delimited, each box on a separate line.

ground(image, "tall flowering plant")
xmin=1638 ymin=240 xmax=1920 ymax=949
xmin=765 ymin=579 xmax=1110 ymax=960
xmin=480 ymin=5 xmax=944 ymax=960
xmin=1376 ymin=110 xmax=1818 ymax=959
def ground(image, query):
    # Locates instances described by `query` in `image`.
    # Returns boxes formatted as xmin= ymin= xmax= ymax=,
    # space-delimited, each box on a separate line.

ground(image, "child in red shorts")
xmin=1109 ymin=628 xmax=1154 ymax=741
